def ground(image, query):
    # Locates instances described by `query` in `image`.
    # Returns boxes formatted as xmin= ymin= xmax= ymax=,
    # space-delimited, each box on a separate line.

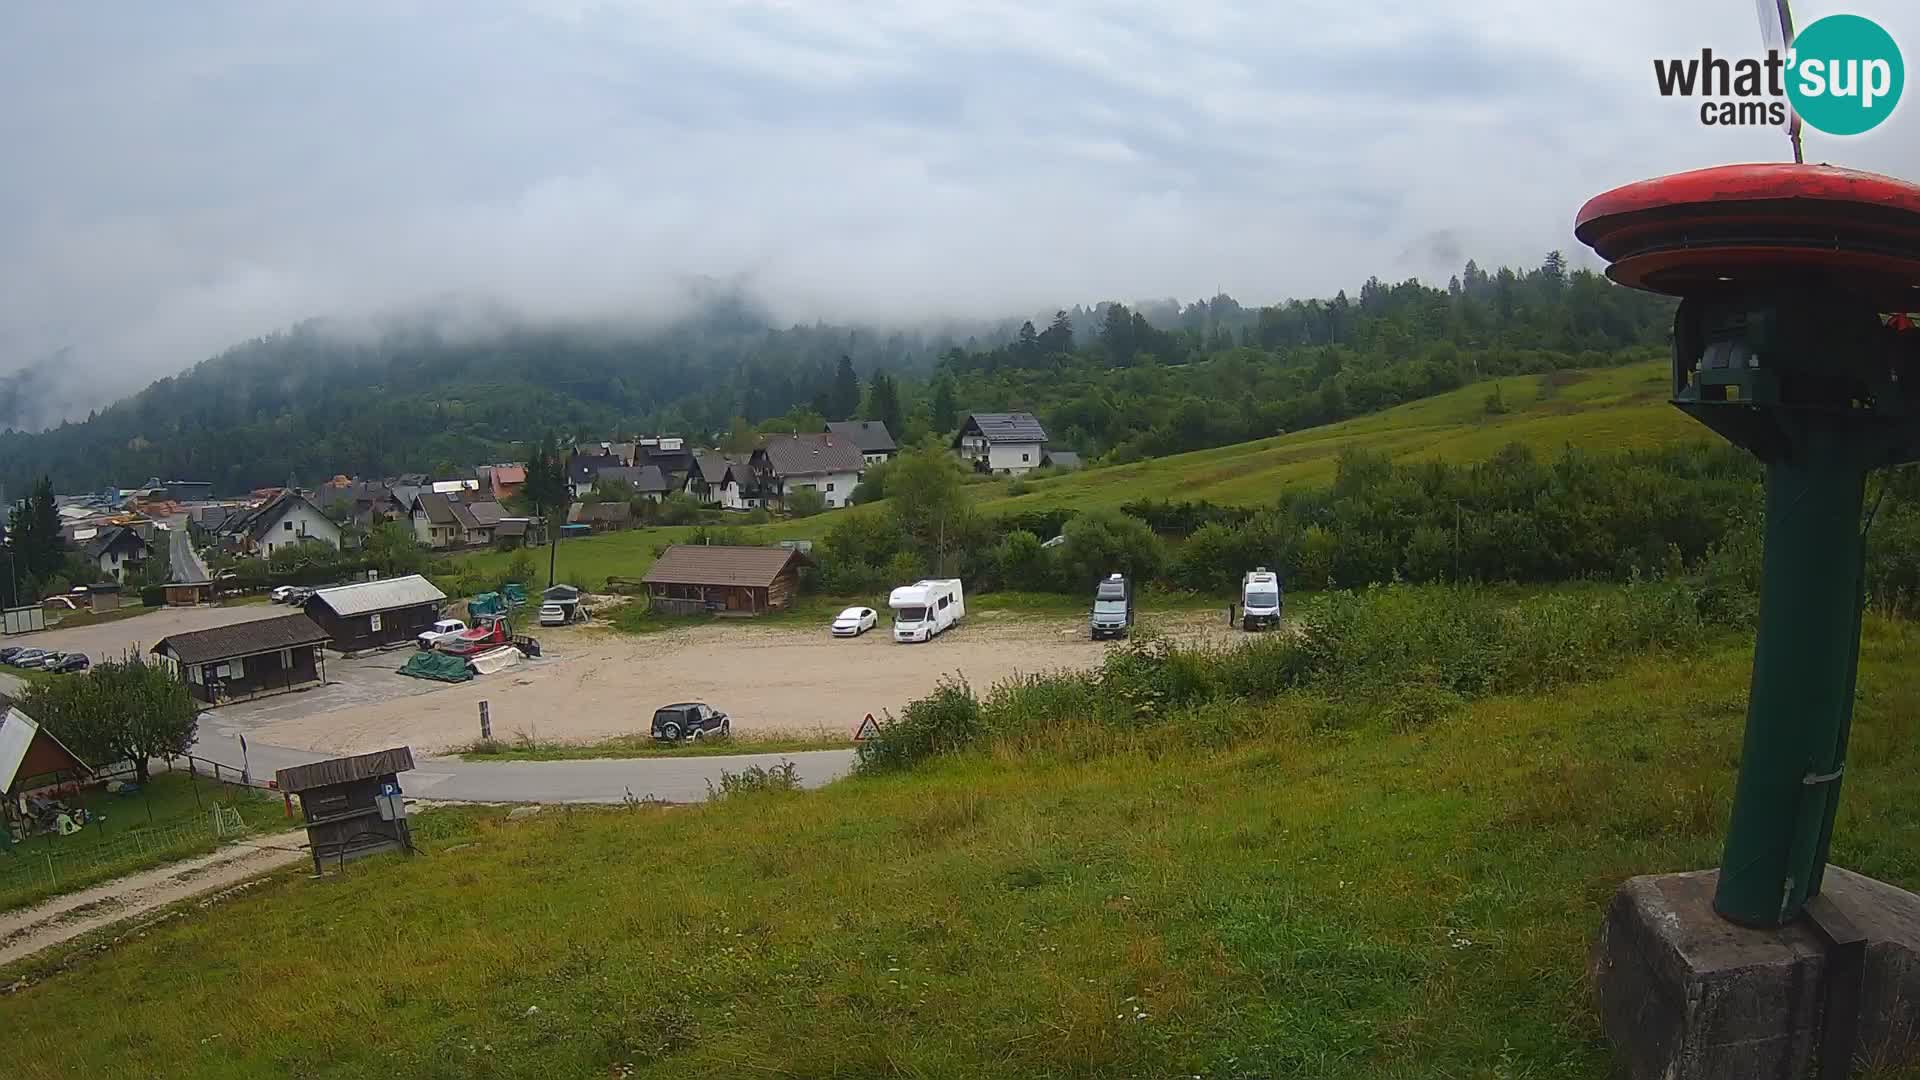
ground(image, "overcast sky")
xmin=2 ymin=0 xmax=1917 ymax=424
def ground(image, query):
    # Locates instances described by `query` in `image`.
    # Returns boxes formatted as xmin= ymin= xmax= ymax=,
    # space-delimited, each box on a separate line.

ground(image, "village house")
xmin=303 ymin=575 xmax=448 ymax=653
xmin=952 ymin=412 xmax=1049 ymax=476
xmin=489 ymin=464 xmax=526 ymax=502
xmin=751 ymin=433 xmax=866 ymax=510
xmin=641 ymin=544 xmax=811 ymax=615
xmin=217 ymin=490 xmax=342 ymax=558
xmin=567 ymin=501 xmax=634 ymax=532
xmin=83 ymin=525 xmax=151 ymax=583
xmin=825 ymin=421 xmax=898 ymax=465
xmin=410 ymin=492 xmax=504 ymax=549
xmin=685 ymin=450 xmax=760 ymax=510
xmin=151 ymin=613 xmax=331 ymax=705
xmin=593 ymin=465 xmax=674 ymax=502
xmin=566 ymin=450 xmax=627 ymax=499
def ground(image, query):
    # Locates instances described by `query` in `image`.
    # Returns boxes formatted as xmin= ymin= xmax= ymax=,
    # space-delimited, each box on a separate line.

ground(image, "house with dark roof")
xmin=641 ymin=544 xmax=812 ymax=615
xmin=567 ymin=501 xmax=634 ymax=530
xmin=592 ymin=465 xmax=675 ymax=502
xmin=634 ymin=437 xmax=693 ymax=484
xmin=84 ymin=525 xmax=151 ymax=583
xmin=825 ymin=421 xmax=898 ymax=464
xmin=952 ymin=412 xmax=1050 ymax=476
xmin=152 ymin=612 xmax=331 ymax=704
xmin=567 ymin=451 xmax=627 ymax=498
xmin=216 ymin=491 xmax=342 ymax=559
xmin=685 ymin=451 xmax=760 ymax=510
xmin=410 ymin=492 xmax=463 ymax=549
xmin=751 ymin=433 xmax=868 ymax=510
xmin=304 ymin=574 xmax=448 ymax=653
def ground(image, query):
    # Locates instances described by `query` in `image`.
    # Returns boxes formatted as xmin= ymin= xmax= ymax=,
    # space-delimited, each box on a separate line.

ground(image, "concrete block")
xmin=1592 ymin=866 xmax=1920 ymax=1079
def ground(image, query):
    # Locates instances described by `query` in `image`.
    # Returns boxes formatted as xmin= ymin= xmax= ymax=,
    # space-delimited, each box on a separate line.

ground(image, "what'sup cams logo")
xmin=1655 ymin=13 xmax=1904 ymax=135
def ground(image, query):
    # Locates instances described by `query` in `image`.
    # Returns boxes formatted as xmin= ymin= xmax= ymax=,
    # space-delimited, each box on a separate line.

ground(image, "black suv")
xmin=651 ymin=702 xmax=730 ymax=741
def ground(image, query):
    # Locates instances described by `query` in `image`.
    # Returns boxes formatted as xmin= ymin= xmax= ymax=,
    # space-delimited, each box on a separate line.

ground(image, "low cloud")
xmin=1 ymin=0 xmax=1915 ymax=427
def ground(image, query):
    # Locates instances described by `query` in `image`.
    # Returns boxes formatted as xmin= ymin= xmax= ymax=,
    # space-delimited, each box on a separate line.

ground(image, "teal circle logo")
xmin=1787 ymin=14 xmax=1904 ymax=136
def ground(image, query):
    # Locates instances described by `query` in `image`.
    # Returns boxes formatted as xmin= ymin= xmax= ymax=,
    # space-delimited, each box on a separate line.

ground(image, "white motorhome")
xmin=889 ymin=579 xmax=965 ymax=643
xmin=1241 ymin=568 xmax=1283 ymax=631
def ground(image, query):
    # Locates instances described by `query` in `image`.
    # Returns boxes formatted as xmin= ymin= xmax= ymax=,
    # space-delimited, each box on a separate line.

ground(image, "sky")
xmin=1 ymin=0 xmax=1917 ymax=426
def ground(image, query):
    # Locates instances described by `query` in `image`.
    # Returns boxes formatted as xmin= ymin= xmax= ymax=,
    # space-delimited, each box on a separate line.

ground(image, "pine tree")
xmin=931 ymin=377 xmax=959 ymax=434
xmin=829 ymin=355 xmax=861 ymax=421
xmin=865 ymin=372 xmax=904 ymax=439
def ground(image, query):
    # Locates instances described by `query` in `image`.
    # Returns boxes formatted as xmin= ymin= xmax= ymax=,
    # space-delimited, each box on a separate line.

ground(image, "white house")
xmin=83 ymin=526 xmax=151 ymax=583
xmin=686 ymin=451 xmax=761 ymax=510
xmin=223 ymin=491 xmax=342 ymax=559
xmin=825 ymin=421 xmax=898 ymax=465
xmin=752 ymin=433 xmax=866 ymax=510
xmin=952 ymin=412 xmax=1049 ymax=476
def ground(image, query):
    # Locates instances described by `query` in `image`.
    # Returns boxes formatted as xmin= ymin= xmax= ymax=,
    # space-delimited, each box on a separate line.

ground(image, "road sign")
xmin=854 ymin=713 xmax=881 ymax=741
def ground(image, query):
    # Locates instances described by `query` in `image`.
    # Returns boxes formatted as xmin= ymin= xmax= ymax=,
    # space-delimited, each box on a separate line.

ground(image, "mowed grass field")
xmin=454 ymin=361 xmax=1703 ymax=592
xmin=4 ymin=616 xmax=1917 ymax=1079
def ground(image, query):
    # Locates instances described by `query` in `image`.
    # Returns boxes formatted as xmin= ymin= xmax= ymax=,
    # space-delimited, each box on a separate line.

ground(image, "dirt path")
xmin=240 ymin=609 xmax=1240 ymax=755
xmin=0 ymin=837 xmax=309 ymax=969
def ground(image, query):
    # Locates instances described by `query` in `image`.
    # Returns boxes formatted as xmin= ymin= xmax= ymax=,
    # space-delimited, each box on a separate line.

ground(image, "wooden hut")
xmin=640 ymin=545 xmax=810 ymax=616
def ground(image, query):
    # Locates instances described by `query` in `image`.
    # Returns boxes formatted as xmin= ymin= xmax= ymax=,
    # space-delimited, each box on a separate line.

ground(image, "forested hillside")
xmin=0 ymin=256 xmax=1674 ymax=495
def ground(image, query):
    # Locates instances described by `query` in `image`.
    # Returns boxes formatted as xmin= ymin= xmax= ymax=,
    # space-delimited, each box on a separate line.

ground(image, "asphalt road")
xmin=187 ymin=723 xmax=856 ymax=803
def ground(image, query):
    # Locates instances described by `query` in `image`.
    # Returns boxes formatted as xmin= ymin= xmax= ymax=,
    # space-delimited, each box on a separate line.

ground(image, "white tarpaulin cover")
xmin=467 ymin=646 xmax=522 ymax=676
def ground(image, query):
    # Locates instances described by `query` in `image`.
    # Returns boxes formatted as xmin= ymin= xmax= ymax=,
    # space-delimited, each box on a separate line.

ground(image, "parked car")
xmin=538 ymin=602 xmax=569 ymax=627
xmin=40 ymin=595 xmax=80 ymax=611
xmin=651 ymin=702 xmax=730 ymax=741
xmin=270 ymin=585 xmax=296 ymax=603
xmin=0 ymin=646 xmax=24 ymax=664
xmin=21 ymin=651 xmax=66 ymax=671
xmin=417 ymin=618 xmax=467 ymax=649
xmin=51 ymin=654 xmax=90 ymax=674
xmin=7 ymin=648 xmax=49 ymax=668
xmin=831 ymin=606 xmax=878 ymax=637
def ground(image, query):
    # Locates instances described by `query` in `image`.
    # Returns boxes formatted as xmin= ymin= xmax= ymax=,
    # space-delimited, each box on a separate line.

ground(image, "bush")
xmin=1005 ymin=478 xmax=1030 ymax=497
xmin=785 ymin=487 xmax=828 ymax=518
xmin=706 ymin=760 xmax=800 ymax=798
xmin=657 ymin=493 xmax=704 ymax=525
xmin=743 ymin=507 xmax=772 ymax=525
xmin=994 ymin=530 xmax=1054 ymax=592
xmin=1057 ymin=509 xmax=1164 ymax=591
xmin=140 ymin=585 xmax=165 ymax=607
xmin=855 ymin=676 xmax=983 ymax=772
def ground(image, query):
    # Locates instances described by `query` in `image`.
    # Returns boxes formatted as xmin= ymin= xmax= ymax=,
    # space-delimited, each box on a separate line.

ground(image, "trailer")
xmin=889 ymin=579 xmax=965 ymax=643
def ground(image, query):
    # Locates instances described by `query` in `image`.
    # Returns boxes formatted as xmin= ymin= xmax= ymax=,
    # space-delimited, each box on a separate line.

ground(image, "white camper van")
xmin=1241 ymin=567 xmax=1283 ymax=631
xmin=889 ymin=579 xmax=966 ymax=643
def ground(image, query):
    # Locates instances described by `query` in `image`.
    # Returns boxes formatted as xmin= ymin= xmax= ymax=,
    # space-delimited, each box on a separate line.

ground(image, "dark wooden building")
xmin=152 ymin=613 xmax=331 ymax=704
xmin=303 ymin=575 xmax=448 ymax=653
xmin=641 ymin=545 xmax=810 ymax=616
xmin=276 ymin=746 xmax=416 ymax=874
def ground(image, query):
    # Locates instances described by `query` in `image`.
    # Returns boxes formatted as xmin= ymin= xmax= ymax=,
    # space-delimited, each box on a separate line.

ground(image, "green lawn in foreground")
xmin=0 ymin=772 xmax=292 ymax=912
xmin=4 ymin=615 xmax=1915 ymax=1078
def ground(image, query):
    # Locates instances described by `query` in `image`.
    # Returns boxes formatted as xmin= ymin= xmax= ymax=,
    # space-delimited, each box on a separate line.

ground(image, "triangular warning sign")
xmin=854 ymin=713 xmax=882 ymax=741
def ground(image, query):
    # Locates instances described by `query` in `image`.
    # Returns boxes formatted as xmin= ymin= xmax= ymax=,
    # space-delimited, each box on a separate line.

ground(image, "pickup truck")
xmin=417 ymin=618 xmax=468 ymax=649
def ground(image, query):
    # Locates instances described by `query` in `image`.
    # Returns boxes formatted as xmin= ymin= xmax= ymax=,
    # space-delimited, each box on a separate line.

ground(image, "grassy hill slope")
xmin=450 ymin=361 xmax=1703 ymax=592
xmin=983 ymin=360 xmax=1700 ymax=514
xmin=3 ymin=614 xmax=1915 ymax=1078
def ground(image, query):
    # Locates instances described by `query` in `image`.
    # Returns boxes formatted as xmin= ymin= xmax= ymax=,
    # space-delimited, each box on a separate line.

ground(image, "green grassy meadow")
xmin=451 ymin=361 xmax=1700 ymax=593
xmin=3 ymin=614 xmax=1916 ymax=1078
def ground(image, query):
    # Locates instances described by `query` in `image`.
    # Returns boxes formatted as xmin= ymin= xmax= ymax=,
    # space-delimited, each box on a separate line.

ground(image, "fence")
xmin=0 ymin=804 xmax=253 ymax=902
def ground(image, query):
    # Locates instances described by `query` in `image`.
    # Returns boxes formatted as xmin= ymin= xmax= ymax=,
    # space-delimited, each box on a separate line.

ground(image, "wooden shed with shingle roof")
xmin=640 ymin=545 xmax=812 ymax=616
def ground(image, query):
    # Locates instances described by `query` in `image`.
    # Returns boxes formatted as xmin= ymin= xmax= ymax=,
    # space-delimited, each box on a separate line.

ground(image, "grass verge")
xmin=457 ymin=732 xmax=851 ymax=762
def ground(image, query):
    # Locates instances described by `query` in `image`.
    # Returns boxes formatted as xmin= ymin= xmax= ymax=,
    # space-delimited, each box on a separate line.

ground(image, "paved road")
xmin=187 ymin=723 xmax=856 ymax=803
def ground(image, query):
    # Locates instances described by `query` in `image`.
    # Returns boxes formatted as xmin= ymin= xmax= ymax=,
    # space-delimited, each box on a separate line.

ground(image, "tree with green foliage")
xmin=886 ymin=447 xmax=973 ymax=574
xmin=5 ymin=477 xmax=64 ymax=602
xmin=20 ymin=655 xmax=199 ymax=784
xmin=367 ymin=520 xmax=428 ymax=577
xmin=785 ymin=486 xmax=828 ymax=518
xmin=930 ymin=377 xmax=959 ymax=434
xmin=721 ymin=416 xmax=758 ymax=455
xmin=829 ymin=355 xmax=862 ymax=421
xmin=522 ymin=433 xmax=570 ymax=587
xmin=864 ymin=371 xmax=904 ymax=438
xmin=1058 ymin=509 xmax=1164 ymax=590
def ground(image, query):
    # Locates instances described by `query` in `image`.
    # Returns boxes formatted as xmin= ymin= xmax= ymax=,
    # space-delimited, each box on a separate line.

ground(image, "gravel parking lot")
xmin=223 ymin=609 xmax=1239 ymax=756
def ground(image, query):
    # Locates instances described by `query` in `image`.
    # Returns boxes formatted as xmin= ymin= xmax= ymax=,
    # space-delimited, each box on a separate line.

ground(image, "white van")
xmin=1241 ymin=568 xmax=1283 ymax=631
xmin=889 ymin=579 xmax=965 ymax=643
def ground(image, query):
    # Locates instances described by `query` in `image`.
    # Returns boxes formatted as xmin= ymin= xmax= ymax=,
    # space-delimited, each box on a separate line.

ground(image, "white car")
xmin=538 ymin=602 xmax=569 ymax=627
xmin=831 ymin=606 xmax=878 ymax=637
xmin=417 ymin=618 xmax=468 ymax=649
xmin=270 ymin=585 xmax=296 ymax=603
